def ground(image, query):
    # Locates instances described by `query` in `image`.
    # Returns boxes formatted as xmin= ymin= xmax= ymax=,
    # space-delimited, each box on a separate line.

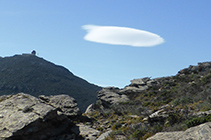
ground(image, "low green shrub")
xmin=185 ymin=114 xmax=211 ymax=128
xmin=200 ymin=73 xmax=211 ymax=85
xmin=142 ymin=132 xmax=154 ymax=140
xmin=132 ymin=129 xmax=147 ymax=139
xmin=167 ymin=112 xmax=182 ymax=125
xmin=111 ymin=122 xmax=122 ymax=130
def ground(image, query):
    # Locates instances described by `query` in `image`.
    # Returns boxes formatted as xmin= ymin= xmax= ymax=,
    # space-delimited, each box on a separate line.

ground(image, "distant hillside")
xmin=0 ymin=54 xmax=101 ymax=111
xmin=85 ymin=61 xmax=211 ymax=139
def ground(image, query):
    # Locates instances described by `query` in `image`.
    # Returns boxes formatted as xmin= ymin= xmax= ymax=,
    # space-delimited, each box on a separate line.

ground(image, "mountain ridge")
xmin=0 ymin=54 xmax=101 ymax=112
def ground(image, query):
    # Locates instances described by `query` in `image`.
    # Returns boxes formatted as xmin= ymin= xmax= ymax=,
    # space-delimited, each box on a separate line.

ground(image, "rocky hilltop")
xmin=0 ymin=54 xmax=101 ymax=112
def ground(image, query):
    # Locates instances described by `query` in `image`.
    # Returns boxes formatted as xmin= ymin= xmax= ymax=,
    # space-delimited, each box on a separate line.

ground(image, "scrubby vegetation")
xmin=185 ymin=114 xmax=211 ymax=128
xmin=85 ymin=62 xmax=211 ymax=140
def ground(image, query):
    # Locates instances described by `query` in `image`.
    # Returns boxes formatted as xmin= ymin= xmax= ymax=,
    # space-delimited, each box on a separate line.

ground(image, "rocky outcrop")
xmin=92 ymin=77 xmax=160 ymax=114
xmin=119 ymin=77 xmax=151 ymax=94
xmin=178 ymin=62 xmax=211 ymax=75
xmin=97 ymin=87 xmax=129 ymax=107
xmin=147 ymin=122 xmax=211 ymax=140
xmin=39 ymin=94 xmax=80 ymax=117
xmin=0 ymin=93 xmax=80 ymax=140
xmin=118 ymin=77 xmax=162 ymax=96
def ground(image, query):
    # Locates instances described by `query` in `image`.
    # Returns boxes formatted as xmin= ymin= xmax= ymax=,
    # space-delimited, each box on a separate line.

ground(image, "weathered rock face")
xmin=147 ymin=122 xmax=211 ymax=140
xmin=94 ymin=77 xmax=158 ymax=111
xmin=130 ymin=77 xmax=151 ymax=86
xmin=0 ymin=93 xmax=80 ymax=140
xmin=178 ymin=62 xmax=211 ymax=75
xmin=97 ymin=87 xmax=129 ymax=107
xmin=119 ymin=77 xmax=158 ymax=94
xmin=39 ymin=94 xmax=80 ymax=117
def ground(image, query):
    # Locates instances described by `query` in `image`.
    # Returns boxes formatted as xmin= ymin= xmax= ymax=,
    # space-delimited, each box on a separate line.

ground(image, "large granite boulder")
xmin=147 ymin=122 xmax=211 ymax=140
xmin=0 ymin=93 xmax=80 ymax=140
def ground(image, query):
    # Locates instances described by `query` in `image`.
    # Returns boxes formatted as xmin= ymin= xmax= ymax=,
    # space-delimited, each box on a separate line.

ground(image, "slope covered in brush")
xmin=85 ymin=61 xmax=211 ymax=139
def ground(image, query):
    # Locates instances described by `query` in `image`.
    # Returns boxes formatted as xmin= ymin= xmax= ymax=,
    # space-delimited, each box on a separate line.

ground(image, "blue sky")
xmin=0 ymin=1 xmax=211 ymax=88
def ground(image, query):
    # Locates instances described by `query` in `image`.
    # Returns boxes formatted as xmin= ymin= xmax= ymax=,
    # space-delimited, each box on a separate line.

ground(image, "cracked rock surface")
xmin=147 ymin=122 xmax=211 ymax=140
xmin=0 ymin=93 xmax=80 ymax=140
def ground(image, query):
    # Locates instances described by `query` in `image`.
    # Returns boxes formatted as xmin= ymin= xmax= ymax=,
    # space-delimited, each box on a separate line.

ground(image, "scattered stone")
xmin=128 ymin=115 xmax=139 ymax=118
xmin=149 ymin=109 xmax=168 ymax=119
xmin=160 ymin=104 xmax=170 ymax=110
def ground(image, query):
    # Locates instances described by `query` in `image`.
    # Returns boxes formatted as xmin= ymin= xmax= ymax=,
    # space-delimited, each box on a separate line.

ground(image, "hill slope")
xmin=0 ymin=54 xmax=101 ymax=111
xmin=84 ymin=61 xmax=211 ymax=139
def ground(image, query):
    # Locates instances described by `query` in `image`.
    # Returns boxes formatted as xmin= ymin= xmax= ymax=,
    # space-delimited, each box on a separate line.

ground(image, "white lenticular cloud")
xmin=82 ymin=25 xmax=164 ymax=47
